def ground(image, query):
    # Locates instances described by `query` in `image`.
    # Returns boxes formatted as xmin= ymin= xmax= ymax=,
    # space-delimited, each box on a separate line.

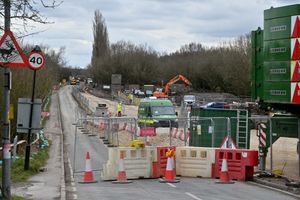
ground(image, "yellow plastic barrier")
xmin=176 ymin=147 xmax=216 ymax=178
xmin=101 ymin=146 xmax=156 ymax=181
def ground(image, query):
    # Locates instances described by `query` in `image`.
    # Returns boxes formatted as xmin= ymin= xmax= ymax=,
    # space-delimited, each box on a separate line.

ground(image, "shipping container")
xmin=263 ymin=61 xmax=291 ymax=81
xmin=263 ymin=82 xmax=291 ymax=103
xmin=263 ymin=39 xmax=291 ymax=61
xmin=264 ymin=5 xmax=300 ymax=20
xmin=264 ymin=16 xmax=291 ymax=41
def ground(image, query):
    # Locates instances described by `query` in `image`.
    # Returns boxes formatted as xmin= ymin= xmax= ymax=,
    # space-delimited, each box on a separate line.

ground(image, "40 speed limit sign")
xmin=28 ymin=51 xmax=45 ymax=70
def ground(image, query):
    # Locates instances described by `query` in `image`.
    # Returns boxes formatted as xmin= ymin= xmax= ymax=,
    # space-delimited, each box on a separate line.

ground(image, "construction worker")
xmin=117 ymin=102 xmax=123 ymax=117
xmin=128 ymin=93 xmax=133 ymax=104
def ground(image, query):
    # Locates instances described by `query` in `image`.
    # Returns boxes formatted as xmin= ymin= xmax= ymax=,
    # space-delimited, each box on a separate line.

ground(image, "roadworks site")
xmin=70 ymin=86 xmax=300 ymax=197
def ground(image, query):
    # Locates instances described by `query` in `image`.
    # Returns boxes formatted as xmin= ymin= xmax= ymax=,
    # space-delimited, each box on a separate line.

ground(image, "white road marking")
xmin=185 ymin=192 xmax=203 ymax=200
xmin=167 ymin=183 xmax=176 ymax=188
xmin=158 ymin=178 xmax=176 ymax=188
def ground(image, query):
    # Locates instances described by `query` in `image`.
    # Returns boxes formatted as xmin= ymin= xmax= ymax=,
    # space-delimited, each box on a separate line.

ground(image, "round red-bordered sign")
xmin=28 ymin=51 xmax=45 ymax=70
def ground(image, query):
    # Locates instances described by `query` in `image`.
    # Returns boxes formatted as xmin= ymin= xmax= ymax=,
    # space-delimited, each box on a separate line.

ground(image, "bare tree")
xmin=90 ymin=10 xmax=109 ymax=83
xmin=0 ymin=0 xmax=62 ymax=32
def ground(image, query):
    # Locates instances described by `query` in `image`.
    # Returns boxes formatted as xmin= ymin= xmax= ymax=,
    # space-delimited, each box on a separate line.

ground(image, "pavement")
xmin=252 ymin=175 xmax=300 ymax=198
xmin=12 ymin=91 xmax=65 ymax=199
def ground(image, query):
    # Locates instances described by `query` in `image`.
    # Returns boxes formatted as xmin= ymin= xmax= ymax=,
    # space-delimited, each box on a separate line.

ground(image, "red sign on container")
xmin=291 ymin=61 xmax=300 ymax=81
xmin=292 ymin=15 xmax=300 ymax=38
xmin=291 ymin=38 xmax=300 ymax=60
xmin=291 ymin=82 xmax=300 ymax=103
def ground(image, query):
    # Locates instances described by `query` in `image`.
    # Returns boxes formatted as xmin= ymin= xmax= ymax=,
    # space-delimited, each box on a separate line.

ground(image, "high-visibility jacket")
xmin=117 ymin=103 xmax=123 ymax=113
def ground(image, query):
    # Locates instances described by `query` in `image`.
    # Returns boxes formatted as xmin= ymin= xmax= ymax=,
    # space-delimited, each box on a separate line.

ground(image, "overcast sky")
xmin=21 ymin=0 xmax=300 ymax=68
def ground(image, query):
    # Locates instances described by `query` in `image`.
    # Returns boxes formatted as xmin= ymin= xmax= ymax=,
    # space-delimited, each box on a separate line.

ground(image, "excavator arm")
xmin=153 ymin=74 xmax=192 ymax=98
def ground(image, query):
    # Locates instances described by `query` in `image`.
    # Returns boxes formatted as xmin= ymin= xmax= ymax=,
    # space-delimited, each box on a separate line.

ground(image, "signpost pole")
xmin=2 ymin=0 xmax=11 ymax=198
xmin=24 ymin=70 xmax=37 ymax=170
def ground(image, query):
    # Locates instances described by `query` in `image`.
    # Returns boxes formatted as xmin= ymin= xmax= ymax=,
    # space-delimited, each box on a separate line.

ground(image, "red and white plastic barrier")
xmin=171 ymin=128 xmax=190 ymax=142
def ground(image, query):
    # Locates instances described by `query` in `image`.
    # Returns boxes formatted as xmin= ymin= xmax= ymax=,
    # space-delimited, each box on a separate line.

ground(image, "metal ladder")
xmin=236 ymin=110 xmax=249 ymax=149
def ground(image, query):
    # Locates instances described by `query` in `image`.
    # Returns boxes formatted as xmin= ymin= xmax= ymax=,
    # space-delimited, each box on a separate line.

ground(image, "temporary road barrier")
xmin=140 ymin=127 xmax=156 ymax=137
xmin=101 ymin=147 xmax=155 ymax=181
xmin=176 ymin=147 xmax=215 ymax=178
xmin=212 ymin=148 xmax=258 ymax=181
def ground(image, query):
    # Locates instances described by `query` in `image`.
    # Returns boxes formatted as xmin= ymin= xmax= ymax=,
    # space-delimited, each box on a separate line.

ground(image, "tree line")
xmin=89 ymin=10 xmax=251 ymax=96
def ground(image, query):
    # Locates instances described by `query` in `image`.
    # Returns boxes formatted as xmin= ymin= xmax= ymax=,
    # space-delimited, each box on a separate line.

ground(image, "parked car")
xmin=183 ymin=95 xmax=196 ymax=106
xmin=134 ymin=89 xmax=145 ymax=98
xmin=201 ymin=102 xmax=230 ymax=109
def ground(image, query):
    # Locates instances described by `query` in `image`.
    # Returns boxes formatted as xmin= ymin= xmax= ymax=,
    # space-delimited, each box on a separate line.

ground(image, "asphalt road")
xmin=59 ymin=85 xmax=298 ymax=200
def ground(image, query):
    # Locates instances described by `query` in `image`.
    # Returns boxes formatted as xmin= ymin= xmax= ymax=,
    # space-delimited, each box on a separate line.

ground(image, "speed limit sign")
xmin=28 ymin=51 xmax=45 ymax=70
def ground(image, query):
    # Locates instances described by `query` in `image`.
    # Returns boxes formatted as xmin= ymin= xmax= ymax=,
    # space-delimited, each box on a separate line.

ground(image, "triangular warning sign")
xmin=292 ymin=16 xmax=300 ymax=38
xmin=291 ymin=38 xmax=300 ymax=60
xmin=292 ymin=82 xmax=300 ymax=103
xmin=0 ymin=31 xmax=28 ymax=67
xmin=291 ymin=61 xmax=300 ymax=81
xmin=220 ymin=135 xmax=237 ymax=149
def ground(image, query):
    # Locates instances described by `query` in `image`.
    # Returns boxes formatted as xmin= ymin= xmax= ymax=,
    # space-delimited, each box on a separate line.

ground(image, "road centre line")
xmin=167 ymin=183 xmax=176 ymax=188
xmin=158 ymin=178 xmax=177 ymax=188
xmin=185 ymin=192 xmax=203 ymax=200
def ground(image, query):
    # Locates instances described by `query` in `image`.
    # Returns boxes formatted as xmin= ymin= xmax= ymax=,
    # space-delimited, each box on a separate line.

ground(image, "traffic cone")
xmin=112 ymin=151 xmax=132 ymax=184
xmin=159 ymin=156 xmax=180 ymax=183
xmin=79 ymin=152 xmax=97 ymax=183
xmin=216 ymin=154 xmax=234 ymax=184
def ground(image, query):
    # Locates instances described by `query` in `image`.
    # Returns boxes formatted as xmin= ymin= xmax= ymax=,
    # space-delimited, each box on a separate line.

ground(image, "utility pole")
xmin=2 ymin=0 xmax=12 ymax=198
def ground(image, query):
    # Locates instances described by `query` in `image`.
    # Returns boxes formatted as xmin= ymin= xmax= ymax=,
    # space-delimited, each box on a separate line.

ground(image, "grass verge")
xmin=11 ymin=147 xmax=49 ymax=183
xmin=0 ymin=146 xmax=49 ymax=183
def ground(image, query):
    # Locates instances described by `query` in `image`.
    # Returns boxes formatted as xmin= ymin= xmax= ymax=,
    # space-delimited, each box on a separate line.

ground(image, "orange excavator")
xmin=153 ymin=74 xmax=192 ymax=98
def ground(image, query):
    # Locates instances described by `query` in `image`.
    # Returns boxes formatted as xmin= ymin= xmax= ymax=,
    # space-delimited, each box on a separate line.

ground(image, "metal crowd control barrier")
xmin=74 ymin=116 xmax=138 ymax=148
xmin=71 ymin=87 xmax=93 ymax=114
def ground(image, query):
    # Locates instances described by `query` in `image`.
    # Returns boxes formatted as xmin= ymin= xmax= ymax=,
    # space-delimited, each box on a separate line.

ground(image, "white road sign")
xmin=28 ymin=51 xmax=45 ymax=70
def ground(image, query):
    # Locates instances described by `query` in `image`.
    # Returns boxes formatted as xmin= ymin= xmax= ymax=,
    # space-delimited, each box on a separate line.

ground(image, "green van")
xmin=138 ymin=98 xmax=178 ymax=128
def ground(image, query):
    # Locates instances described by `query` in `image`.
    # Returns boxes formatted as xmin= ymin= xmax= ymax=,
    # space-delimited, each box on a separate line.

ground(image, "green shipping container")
xmin=264 ymin=4 xmax=300 ymax=20
xmin=264 ymin=39 xmax=291 ymax=61
xmin=189 ymin=108 xmax=250 ymax=149
xmin=263 ymin=61 xmax=291 ymax=81
xmin=263 ymin=82 xmax=291 ymax=103
xmin=264 ymin=16 xmax=291 ymax=41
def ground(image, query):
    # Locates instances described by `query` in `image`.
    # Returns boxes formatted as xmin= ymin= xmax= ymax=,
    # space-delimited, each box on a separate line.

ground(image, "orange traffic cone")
xmin=79 ymin=152 xmax=97 ymax=183
xmin=159 ymin=156 xmax=180 ymax=183
xmin=112 ymin=151 xmax=132 ymax=184
xmin=216 ymin=154 xmax=234 ymax=184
